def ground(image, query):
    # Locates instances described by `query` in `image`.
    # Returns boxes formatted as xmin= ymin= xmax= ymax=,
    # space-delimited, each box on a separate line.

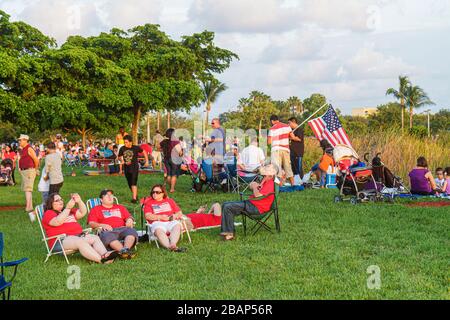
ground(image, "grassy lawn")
xmin=0 ymin=167 xmax=448 ymax=300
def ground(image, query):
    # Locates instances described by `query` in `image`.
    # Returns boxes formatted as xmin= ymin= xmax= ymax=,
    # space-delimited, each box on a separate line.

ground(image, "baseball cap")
xmin=18 ymin=134 xmax=30 ymax=141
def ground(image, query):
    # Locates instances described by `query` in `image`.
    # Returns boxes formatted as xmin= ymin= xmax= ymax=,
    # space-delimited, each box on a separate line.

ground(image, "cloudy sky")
xmin=1 ymin=0 xmax=449 ymax=116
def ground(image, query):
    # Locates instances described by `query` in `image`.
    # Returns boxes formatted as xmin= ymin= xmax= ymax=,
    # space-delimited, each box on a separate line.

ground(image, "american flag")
xmin=308 ymin=105 xmax=352 ymax=147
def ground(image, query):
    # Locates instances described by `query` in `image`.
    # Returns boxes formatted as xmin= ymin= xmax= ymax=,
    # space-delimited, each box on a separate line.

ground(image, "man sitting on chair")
xmin=220 ymin=164 xmax=277 ymax=241
xmin=88 ymin=189 xmax=138 ymax=259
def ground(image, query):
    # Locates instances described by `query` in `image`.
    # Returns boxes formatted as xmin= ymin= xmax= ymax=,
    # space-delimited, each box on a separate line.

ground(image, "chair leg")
xmin=7 ymin=287 xmax=11 ymax=300
xmin=242 ymin=215 xmax=247 ymax=236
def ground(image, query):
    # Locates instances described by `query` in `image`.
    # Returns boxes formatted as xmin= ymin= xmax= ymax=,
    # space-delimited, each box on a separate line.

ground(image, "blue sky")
xmin=1 ymin=0 xmax=449 ymax=116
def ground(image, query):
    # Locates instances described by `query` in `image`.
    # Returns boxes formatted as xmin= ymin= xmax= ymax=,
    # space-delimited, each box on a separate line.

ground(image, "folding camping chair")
xmin=35 ymin=204 xmax=92 ymax=264
xmin=201 ymin=159 xmax=220 ymax=193
xmin=139 ymin=201 xmax=192 ymax=248
xmin=225 ymin=163 xmax=238 ymax=193
xmin=236 ymin=168 xmax=261 ymax=194
xmin=240 ymin=181 xmax=280 ymax=236
xmin=1 ymin=233 xmax=28 ymax=300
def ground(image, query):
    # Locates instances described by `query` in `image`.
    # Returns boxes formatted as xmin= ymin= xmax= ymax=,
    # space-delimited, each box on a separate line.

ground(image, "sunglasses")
xmin=152 ymin=191 xmax=163 ymax=195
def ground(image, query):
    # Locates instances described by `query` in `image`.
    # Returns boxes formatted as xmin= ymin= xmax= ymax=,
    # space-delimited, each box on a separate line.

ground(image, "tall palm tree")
xmin=405 ymin=85 xmax=435 ymax=129
xmin=202 ymin=80 xmax=228 ymax=128
xmin=386 ymin=75 xmax=411 ymax=131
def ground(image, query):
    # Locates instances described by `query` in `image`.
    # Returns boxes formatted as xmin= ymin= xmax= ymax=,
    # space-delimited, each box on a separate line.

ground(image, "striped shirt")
xmin=269 ymin=122 xmax=292 ymax=152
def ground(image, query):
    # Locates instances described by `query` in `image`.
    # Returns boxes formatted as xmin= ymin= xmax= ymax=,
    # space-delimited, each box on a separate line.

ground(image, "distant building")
xmin=352 ymin=108 xmax=378 ymax=118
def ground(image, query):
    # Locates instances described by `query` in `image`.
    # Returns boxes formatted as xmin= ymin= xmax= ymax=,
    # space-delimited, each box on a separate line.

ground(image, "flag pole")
xmin=293 ymin=102 xmax=329 ymax=133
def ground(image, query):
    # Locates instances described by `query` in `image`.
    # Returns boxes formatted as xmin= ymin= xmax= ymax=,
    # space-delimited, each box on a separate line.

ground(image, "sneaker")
xmin=119 ymin=248 xmax=137 ymax=259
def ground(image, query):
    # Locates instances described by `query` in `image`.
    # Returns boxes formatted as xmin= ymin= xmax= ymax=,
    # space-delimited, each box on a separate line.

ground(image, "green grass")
xmin=0 ymin=167 xmax=448 ymax=300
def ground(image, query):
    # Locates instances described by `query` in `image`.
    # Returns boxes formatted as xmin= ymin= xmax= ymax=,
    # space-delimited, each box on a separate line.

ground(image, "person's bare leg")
xmin=108 ymin=240 xmax=124 ymax=251
xmin=131 ymin=185 xmax=138 ymax=200
xmin=25 ymin=191 xmax=33 ymax=211
xmin=168 ymin=224 xmax=181 ymax=249
xmin=63 ymin=237 xmax=102 ymax=263
xmin=170 ymin=176 xmax=177 ymax=192
xmin=155 ymin=229 xmax=171 ymax=249
xmin=85 ymin=234 xmax=109 ymax=256
xmin=123 ymin=235 xmax=136 ymax=249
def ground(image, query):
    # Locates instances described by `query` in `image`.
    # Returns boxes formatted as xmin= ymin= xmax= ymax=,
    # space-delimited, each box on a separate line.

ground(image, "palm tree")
xmin=287 ymin=96 xmax=303 ymax=116
xmin=405 ymin=85 xmax=435 ymax=129
xmin=201 ymin=79 xmax=228 ymax=128
xmin=386 ymin=75 xmax=411 ymax=131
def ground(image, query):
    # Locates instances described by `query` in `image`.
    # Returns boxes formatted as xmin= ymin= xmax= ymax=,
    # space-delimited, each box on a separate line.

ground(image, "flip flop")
xmin=101 ymin=251 xmax=119 ymax=264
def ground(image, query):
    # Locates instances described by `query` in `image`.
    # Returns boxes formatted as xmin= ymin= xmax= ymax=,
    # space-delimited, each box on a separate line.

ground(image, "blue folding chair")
xmin=201 ymin=159 xmax=219 ymax=193
xmin=0 ymin=233 xmax=28 ymax=300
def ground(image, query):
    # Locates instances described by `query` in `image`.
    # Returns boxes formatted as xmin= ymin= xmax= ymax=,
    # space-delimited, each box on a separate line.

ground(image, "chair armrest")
xmin=43 ymin=234 xmax=67 ymax=241
xmin=0 ymin=258 xmax=28 ymax=267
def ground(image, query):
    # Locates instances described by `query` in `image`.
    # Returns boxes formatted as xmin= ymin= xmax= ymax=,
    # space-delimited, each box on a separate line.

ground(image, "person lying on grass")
xmin=87 ymin=189 xmax=138 ymax=260
xmin=184 ymin=203 xmax=222 ymax=230
xmin=143 ymin=184 xmax=187 ymax=253
xmin=42 ymin=193 xmax=118 ymax=264
xmin=220 ymin=164 xmax=277 ymax=241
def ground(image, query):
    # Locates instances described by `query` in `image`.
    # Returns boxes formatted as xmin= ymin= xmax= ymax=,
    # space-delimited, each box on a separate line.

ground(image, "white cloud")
xmin=98 ymin=0 xmax=163 ymax=31
xmin=189 ymin=0 xmax=299 ymax=33
xmin=18 ymin=0 xmax=103 ymax=44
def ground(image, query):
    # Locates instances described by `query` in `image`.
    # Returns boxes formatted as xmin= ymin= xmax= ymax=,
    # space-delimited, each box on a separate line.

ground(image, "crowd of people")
xmin=1 ymin=114 xmax=449 ymax=264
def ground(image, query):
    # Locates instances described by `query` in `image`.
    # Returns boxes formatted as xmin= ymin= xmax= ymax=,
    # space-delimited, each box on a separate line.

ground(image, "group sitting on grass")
xmin=408 ymin=157 xmax=450 ymax=196
xmin=38 ymin=163 xmax=279 ymax=263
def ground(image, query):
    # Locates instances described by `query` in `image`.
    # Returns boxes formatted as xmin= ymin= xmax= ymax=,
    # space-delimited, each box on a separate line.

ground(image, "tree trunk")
xmin=410 ymin=105 xmax=413 ymax=130
xmin=167 ymin=111 xmax=171 ymax=128
xmin=157 ymin=112 xmax=161 ymax=131
xmin=400 ymin=98 xmax=405 ymax=132
xmin=132 ymin=104 xmax=142 ymax=145
xmin=146 ymin=113 xmax=150 ymax=143
xmin=76 ymin=128 xmax=91 ymax=150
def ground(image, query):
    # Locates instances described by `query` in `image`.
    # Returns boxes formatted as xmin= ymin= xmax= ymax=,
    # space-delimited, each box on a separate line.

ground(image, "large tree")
xmin=65 ymin=26 xmax=238 ymax=144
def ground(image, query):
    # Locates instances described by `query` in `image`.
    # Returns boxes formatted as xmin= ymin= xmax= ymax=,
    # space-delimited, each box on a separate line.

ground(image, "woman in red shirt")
xmin=42 ymin=193 xmax=118 ymax=264
xmin=143 ymin=184 xmax=187 ymax=252
xmin=2 ymin=144 xmax=17 ymax=184
xmin=220 ymin=164 xmax=277 ymax=241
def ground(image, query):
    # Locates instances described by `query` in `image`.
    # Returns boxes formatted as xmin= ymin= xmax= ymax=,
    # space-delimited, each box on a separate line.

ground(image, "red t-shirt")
xmin=143 ymin=198 xmax=180 ymax=224
xmin=42 ymin=209 xmax=83 ymax=248
xmin=3 ymin=151 xmax=16 ymax=161
xmin=249 ymin=179 xmax=275 ymax=214
xmin=140 ymin=143 xmax=152 ymax=155
xmin=186 ymin=213 xmax=221 ymax=229
xmin=87 ymin=204 xmax=132 ymax=229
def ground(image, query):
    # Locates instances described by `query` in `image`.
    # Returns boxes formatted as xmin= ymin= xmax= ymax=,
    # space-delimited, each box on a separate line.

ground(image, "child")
xmin=312 ymin=147 xmax=335 ymax=188
xmin=444 ymin=167 xmax=450 ymax=195
xmin=434 ymin=168 xmax=447 ymax=193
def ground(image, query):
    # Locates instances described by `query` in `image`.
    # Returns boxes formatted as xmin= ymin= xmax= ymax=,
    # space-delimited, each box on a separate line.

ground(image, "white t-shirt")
xmin=239 ymin=144 xmax=265 ymax=172
xmin=38 ymin=165 xmax=50 ymax=192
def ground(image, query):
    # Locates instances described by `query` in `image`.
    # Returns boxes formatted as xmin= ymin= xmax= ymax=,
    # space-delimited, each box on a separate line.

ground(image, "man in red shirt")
xmin=18 ymin=134 xmax=40 ymax=212
xmin=220 ymin=164 xmax=277 ymax=241
xmin=88 ymin=189 xmax=138 ymax=259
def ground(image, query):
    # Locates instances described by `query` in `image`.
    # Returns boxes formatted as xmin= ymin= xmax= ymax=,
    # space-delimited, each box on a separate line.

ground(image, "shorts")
xmin=124 ymin=165 xmax=139 ymax=188
xmin=152 ymin=151 xmax=162 ymax=163
xmin=150 ymin=220 xmax=181 ymax=235
xmin=271 ymin=150 xmax=293 ymax=179
xmin=164 ymin=159 xmax=180 ymax=177
xmin=20 ymin=169 xmax=36 ymax=192
xmin=99 ymin=227 xmax=139 ymax=248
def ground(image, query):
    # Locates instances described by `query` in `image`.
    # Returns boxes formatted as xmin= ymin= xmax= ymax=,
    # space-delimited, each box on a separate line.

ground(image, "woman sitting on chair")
xmin=220 ymin=164 xmax=277 ymax=241
xmin=42 ymin=193 xmax=118 ymax=264
xmin=143 ymin=185 xmax=187 ymax=253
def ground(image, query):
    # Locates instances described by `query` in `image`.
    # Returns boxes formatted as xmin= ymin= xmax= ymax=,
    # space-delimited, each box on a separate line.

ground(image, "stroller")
xmin=182 ymin=156 xmax=203 ymax=192
xmin=0 ymin=159 xmax=15 ymax=186
xmin=365 ymin=153 xmax=413 ymax=202
xmin=333 ymin=145 xmax=381 ymax=205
